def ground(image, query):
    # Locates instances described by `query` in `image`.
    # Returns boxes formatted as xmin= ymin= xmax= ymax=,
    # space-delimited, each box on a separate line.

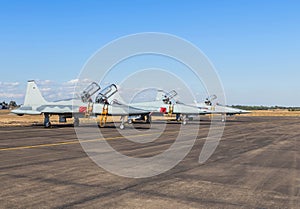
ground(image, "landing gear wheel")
xmin=97 ymin=122 xmax=104 ymax=128
xmin=181 ymin=115 xmax=187 ymax=125
xmin=45 ymin=122 xmax=51 ymax=128
xmin=128 ymin=119 xmax=133 ymax=124
xmin=146 ymin=115 xmax=152 ymax=124
xmin=44 ymin=113 xmax=51 ymax=128
xmin=221 ymin=114 xmax=226 ymax=122
xmin=74 ymin=118 xmax=80 ymax=127
xmin=120 ymin=124 xmax=125 ymax=130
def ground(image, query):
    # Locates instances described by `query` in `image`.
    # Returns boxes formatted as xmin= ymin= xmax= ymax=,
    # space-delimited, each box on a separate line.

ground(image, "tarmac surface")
xmin=0 ymin=116 xmax=299 ymax=208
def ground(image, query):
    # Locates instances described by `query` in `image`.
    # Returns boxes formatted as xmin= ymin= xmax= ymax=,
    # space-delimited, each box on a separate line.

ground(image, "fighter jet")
xmin=196 ymin=95 xmax=251 ymax=116
xmin=11 ymin=80 xmax=150 ymax=129
xmin=92 ymin=84 xmax=151 ymax=129
xmin=126 ymin=90 xmax=250 ymax=124
xmin=103 ymin=89 xmax=217 ymax=125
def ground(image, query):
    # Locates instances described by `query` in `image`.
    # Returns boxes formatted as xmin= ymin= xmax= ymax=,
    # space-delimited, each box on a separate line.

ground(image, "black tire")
xmin=74 ymin=118 xmax=80 ymax=127
xmin=45 ymin=122 xmax=51 ymax=128
xmin=146 ymin=115 xmax=152 ymax=124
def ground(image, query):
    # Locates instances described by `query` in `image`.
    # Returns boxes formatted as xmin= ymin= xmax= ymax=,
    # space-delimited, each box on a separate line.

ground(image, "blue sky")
xmin=0 ymin=0 xmax=299 ymax=105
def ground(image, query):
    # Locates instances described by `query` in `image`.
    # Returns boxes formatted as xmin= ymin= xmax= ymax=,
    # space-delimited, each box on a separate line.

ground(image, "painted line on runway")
xmin=0 ymin=128 xmax=201 ymax=151
xmin=0 ymin=132 xmax=154 ymax=151
xmin=0 ymin=127 xmax=75 ymax=133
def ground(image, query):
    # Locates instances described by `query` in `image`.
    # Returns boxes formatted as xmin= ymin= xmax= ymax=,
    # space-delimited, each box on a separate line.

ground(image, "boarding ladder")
xmin=85 ymin=102 xmax=93 ymax=118
xmin=168 ymin=104 xmax=174 ymax=116
xmin=99 ymin=104 xmax=108 ymax=127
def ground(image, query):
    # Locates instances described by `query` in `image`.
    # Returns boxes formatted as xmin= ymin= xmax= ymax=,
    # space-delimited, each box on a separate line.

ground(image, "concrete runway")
xmin=0 ymin=116 xmax=299 ymax=208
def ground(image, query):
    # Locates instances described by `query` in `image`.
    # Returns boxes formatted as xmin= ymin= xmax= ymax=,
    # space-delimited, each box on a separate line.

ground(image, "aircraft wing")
xmin=212 ymin=105 xmax=251 ymax=115
xmin=195 ymin=103 xmax=251 ymax=115
xmin=93 ymin=103 xmax=150 ymax=116
xmin=173 ymin=103 xmax=214 ymax=114
xmin=11 ymin=107 xmax=41 ymax=115
xmin=11 ymin=102 xmax=86 ymax=115
xmin=92 ymin=103 xmax=152 ymax=129
xmin=129 ymin=100 xmax=214 ymax=115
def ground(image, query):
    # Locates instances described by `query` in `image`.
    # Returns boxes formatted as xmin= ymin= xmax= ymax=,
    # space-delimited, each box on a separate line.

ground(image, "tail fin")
xmin=24 ymin=80 xmax=47 ymax=106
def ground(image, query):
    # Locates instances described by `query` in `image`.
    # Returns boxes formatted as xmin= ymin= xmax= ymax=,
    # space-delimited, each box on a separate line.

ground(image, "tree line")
xmin=0 ymin=101 xmax=19 ymax=109
xmin=231 ymin=105 xmax=300 ymax=111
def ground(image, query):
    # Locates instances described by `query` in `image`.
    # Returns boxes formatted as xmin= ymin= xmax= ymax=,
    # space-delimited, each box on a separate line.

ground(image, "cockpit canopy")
xmin=162 ymin=90 xmax=178 ymax=104
xmin=95 ymin=84 xmax=118 ymax=104
xmin=80 ymin=82 xmax=101 ymax=103
xmin=204 ymin=95 xmax=217 ymax=106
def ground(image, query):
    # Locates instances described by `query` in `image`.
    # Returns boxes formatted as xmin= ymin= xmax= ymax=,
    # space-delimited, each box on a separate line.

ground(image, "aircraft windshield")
xmin=95 ymin=84 xmax=118 ymax=104
xmin=205 ymin=95 xmax=217 ymax=106
xmin=80 ymin=82 xmax=101 ymax=102
xmin=163 ymin=90 xmax=178 ymax=104
xmin=166 ymin=90 xmax=177 ymax=99
xmin=99 ymin=85 xmax=113 ymax=96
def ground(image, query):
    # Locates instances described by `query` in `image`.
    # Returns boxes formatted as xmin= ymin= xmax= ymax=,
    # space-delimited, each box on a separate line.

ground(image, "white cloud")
xmin=40 ymin=87 xmax=52 ymax=92
xmin=64 ymin=78 xmax=93 ymax=86
xmin=36 ymin=79 xmax=53 ymax=85
xmin=0 ymin=82 xmax=20 ymax=87
xmin=8 ymin=82 xmax=19 ymax=86
xmin=66 ymin=78 xmax=79 ymax=85
xmin=0 ymin=79 xmax=98 ymax=103
xmin=43 ymin=80 xmax=52 ymax=84
xmin=0 ymin=93 xmax=24 ymax=98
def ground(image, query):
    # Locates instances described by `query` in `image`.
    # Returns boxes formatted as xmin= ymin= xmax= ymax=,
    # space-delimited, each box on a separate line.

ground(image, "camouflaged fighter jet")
xmin=11 ymin=80 xmax=150 ymax=129
xmin=92 ymin=83 xmax=152 ymax=129
xmin=119 ymin=90 xmax=250 ymax=124
xmin=97 ymin=88 xmax=218 ymax=125
xmin=196 ymin=95 xmax=251 ymax=116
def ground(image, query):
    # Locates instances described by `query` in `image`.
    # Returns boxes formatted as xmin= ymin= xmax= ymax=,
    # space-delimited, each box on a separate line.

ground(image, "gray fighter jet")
xmin=11 ymin=80 xmax=150 ymax=129
xmin=120 ymin=90 xmax=250 ymax=124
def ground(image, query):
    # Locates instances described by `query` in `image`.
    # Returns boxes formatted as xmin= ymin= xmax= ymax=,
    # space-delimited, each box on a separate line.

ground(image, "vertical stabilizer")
xmin=24 ymin=80 xmax=47 ymax=106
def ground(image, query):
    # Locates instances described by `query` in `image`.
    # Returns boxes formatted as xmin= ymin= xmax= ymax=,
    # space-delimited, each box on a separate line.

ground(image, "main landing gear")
xmin=44 ymin=113 xmax=51 ymax=128
xmin=146 ymin=114 xmax=152 ymax=124
xmin=74 ymin=117 xmax=80 ymax=127
xmin=221 ymin=114 xmax=226 ymax=122
xmin=43 ymin=113 xmax=80 ymax=128
xmin=181 ymin=114 xmax=187 ymax=125
xmin=175 ymin=114 xmax=188 ymax=125
xmin=120 ymin=116 xmax=125 ymax=130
